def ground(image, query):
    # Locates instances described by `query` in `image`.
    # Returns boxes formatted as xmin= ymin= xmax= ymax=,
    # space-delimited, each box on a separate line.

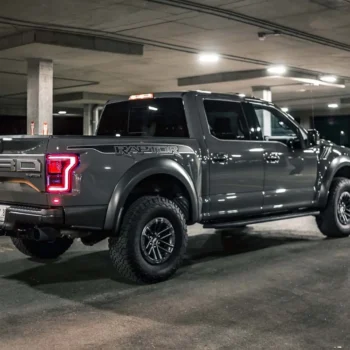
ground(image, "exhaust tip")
xmin=33 ymin=228 xmax=59 ymax=241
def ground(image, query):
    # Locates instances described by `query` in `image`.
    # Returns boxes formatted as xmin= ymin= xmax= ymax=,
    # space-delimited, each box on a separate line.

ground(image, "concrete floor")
xmin=0 ymin=217 xmax=349 ymax=349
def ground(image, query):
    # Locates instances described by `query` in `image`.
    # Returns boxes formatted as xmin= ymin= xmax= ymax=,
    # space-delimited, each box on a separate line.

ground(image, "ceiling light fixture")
xmin=320 ymin=75 xmax=337 ymax=83
xmin=328 ymin=103 xmax=339 ymax=108
xmin=58 ymin=111 xmax=67 ymax=115
xmin=258 ymin=30 xmax=282 ymax=41
xmin=198 ymin=53 xmax=220 ymax=63
xmin=281 ymin=107 xmax=289 ymax=112
xmin=267 ymin=65 xmax=287 ymax=75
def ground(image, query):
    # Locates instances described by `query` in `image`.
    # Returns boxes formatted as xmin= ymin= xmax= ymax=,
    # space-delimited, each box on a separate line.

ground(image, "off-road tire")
xmin=316 ymin=177 xmax=350 ymax=238
xmin=11 ymin=237 xmax=74 ymax=259
xmin=109 ymin=196 xmax=188 ymax=283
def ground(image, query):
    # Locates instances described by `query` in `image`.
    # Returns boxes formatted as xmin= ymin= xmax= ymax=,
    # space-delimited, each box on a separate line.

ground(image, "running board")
xmin=203 ymin=211 xmax=320 ymax=229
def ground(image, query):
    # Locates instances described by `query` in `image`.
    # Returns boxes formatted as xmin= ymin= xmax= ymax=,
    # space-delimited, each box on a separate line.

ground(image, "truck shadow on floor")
xmin=2 ymin=229 xmax=319 ymax=292
xmin=183 ymin=228 xmax=320 ymax=266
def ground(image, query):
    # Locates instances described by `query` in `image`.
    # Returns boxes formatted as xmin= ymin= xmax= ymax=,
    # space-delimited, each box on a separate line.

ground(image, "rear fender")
xmin=104 ymin=157 xmax=199 ymax=233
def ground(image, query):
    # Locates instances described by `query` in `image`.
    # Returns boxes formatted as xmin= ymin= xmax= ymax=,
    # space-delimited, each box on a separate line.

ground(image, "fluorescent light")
xmin=292 ymin=77 xmax=344 ymax=88
xmin=58 ymin=111 xmax=67 ymax=115
xmin=198 ymin=53 xmax=220 ymax=63
xmin=148 ymin=106 xmax=158 ymax=111
xmin=320 ymin=75 xmax=337 ymax=83
xmin=267 ymin=65 xmax=287 ymax=75
xmin=328 ymin=103 xmax=339 ymax=108
xmin=281 ymin=107 xmax=289 ymax=112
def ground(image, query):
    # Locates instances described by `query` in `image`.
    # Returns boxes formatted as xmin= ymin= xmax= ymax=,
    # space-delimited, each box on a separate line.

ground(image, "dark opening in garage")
xmin=0 ymin=116 xmax=83 ymax=135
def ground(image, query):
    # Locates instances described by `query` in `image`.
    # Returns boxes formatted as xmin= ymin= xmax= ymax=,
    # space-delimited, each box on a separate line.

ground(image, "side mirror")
xmin=307 ymin=129 xmax=320 ymax=146
xmin=287 ymin=137 xmax=302 ymax=150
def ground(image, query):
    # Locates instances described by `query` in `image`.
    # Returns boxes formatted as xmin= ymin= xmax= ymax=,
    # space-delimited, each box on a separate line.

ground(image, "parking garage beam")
xmin=27 ymin=58 xmax=53 ymax=135
xmin=252 ymin=86 xmax=272 ymax=137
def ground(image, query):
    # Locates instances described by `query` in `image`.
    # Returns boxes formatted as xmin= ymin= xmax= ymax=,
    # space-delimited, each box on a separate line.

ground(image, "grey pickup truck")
xmin=1 ymin=91 xmax=350 ymax=283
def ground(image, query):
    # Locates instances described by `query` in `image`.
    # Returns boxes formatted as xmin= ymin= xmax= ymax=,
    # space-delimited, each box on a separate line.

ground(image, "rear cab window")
xmin=203 ymin=100 xmax=250 ymax=140
xmin=97 ymin=98 xmax=189 ymax=138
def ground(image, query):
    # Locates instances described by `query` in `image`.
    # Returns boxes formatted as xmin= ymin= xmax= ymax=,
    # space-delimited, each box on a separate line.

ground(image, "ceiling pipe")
xmin=148 ymin=0 xmax=350 ymax=53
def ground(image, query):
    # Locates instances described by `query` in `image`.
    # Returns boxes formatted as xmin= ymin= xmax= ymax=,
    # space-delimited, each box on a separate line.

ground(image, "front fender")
xmin=317 ymin=155 xmax=350 ymax=207
xmin=104 ymin=157 xmax=199 ymax=232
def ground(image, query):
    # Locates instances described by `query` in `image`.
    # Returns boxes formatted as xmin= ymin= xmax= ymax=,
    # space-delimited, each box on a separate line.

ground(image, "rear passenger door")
xmin=197 ymin=96 xmax=265 ymax=219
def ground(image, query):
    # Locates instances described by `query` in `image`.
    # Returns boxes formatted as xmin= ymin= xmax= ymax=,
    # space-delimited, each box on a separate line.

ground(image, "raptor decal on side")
xmin=115 ymin=145 xmax=179 ymax=156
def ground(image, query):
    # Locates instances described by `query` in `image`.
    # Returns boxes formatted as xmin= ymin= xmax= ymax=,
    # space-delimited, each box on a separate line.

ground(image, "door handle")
xmin=212 ymin=153 xmax=228 ymax=163
xmin=265 ymin=152 xmax=280 ymax=164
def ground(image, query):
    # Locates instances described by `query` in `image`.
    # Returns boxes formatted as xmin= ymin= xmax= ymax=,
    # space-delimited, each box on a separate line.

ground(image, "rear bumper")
xmin=0 ymin=206 xmax=63 ymax=230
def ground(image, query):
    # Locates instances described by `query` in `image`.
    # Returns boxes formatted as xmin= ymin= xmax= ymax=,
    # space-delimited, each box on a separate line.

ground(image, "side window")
xmin=97 ymin=98 xmax=189 ymax=137
xmin=203 ymin=100 xmax=250 ymax=140
xmin=253 ymin=105 xmax=297 ymax=141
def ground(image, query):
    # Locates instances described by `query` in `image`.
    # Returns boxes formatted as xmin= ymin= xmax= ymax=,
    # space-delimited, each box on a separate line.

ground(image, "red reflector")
xmin=129 ymin=93 xmax=153 ymax=100
xmin=46 ymin=154 xmax=79 ymax=193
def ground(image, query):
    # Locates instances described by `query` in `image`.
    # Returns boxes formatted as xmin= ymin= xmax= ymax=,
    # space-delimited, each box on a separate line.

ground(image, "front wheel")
xmin=316 ymin=177 xmax=350 ymax=238
xmin=109 ymin=196 xmax=188 ymax=283
xmin=11 ymin=237 xmax=74 ymax=259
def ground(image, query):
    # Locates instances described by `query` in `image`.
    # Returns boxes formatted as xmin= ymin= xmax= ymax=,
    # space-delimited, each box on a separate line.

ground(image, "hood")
xmin=319 ymin=138 xmax=350 ymax=157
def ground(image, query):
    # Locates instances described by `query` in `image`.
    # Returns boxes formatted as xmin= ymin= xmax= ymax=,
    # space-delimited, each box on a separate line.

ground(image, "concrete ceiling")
xmin=0 ymin=0 xmax=350 ymax=112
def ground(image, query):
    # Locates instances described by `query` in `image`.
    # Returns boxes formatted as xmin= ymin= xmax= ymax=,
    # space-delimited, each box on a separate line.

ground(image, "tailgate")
xmin=0 ymin=136 xmax=49 ymax=206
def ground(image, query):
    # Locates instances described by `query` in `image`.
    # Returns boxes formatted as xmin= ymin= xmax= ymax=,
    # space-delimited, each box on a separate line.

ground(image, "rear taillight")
xmin=46 ymin=154 xmax=79 ymax=193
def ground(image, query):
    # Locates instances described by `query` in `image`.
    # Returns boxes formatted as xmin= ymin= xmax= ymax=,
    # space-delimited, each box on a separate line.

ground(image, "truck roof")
xmin=107 ymin=91 xmax=275 ymax=107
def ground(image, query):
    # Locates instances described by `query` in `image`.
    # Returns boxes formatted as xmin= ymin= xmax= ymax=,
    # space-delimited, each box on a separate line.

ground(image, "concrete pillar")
xmin=83 ymin=104 xmax=93 ymax=135
xmin=252 ymin=86 xmax=272 ymax=137
xmin=27 ymin=59 xmax=53 ymax=135
xmin=92 ymin=105 xmax=104 ymax=135
xmin=300 ymin=115 xmax=311 ymax=130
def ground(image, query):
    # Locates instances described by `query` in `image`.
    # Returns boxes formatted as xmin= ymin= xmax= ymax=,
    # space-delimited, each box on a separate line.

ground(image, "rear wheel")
xmin=316 ymin=177 xmax=350 ymax=238
xmin=11 ymin=237 xmax=74 ymax=259
xmin=109 ymin=196 xmax=188 ymax=283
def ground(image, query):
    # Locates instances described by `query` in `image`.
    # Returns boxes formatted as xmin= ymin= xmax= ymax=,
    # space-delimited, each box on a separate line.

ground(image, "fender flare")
xmin=317 ymin=156 xmax=350 ymax=207
xmin=104 ymin=157 xmax=199 ymax=232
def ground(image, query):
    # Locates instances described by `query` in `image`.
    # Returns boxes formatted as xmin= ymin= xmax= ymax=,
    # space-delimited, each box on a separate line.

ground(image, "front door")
xmin=197 ymin=97 xmax=265 ymax=219
xmin=246 ymin=102 xmax=318 ymax=211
